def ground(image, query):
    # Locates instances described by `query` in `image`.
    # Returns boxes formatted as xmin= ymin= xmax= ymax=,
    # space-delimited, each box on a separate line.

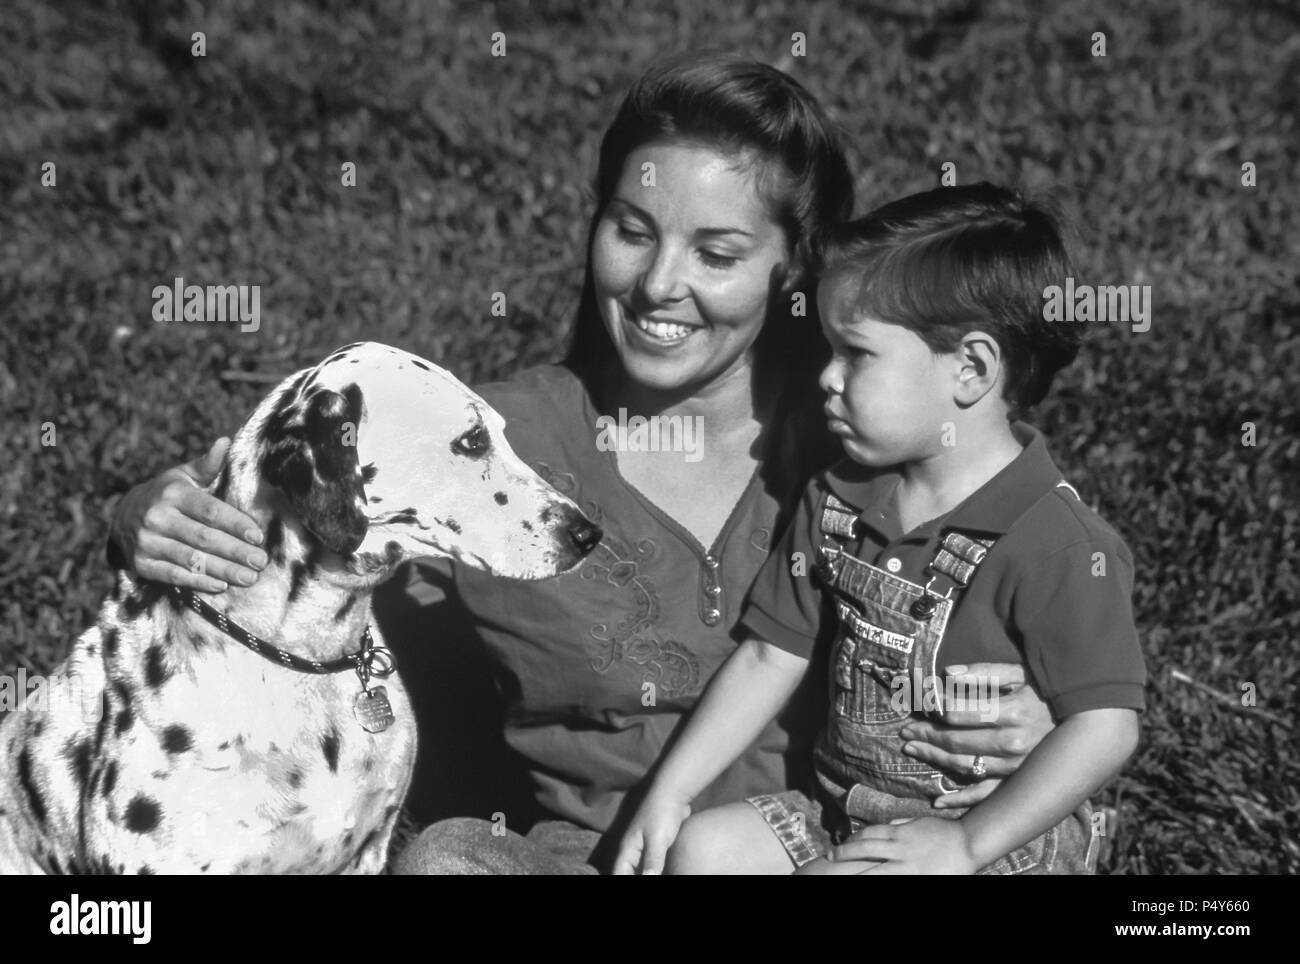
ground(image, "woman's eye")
xmin=616 ymin=222 xmax=651 ymax=243
xmin=699 ymin=250 xmax=738 ymax=269
xmin=453 ymin=425 xmax=490 ymax=457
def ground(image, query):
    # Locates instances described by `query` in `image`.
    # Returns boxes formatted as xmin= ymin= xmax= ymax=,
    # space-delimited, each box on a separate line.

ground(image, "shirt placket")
xmin=700 ymin=553 xmax=722 ymax=627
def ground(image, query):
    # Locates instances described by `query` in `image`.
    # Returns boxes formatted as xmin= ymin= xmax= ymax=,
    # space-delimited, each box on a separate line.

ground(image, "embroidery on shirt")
xmin=532 ymin=460 xmax=603 ymax=524
xmin=583 ymin=535 xmax=701 ymax=699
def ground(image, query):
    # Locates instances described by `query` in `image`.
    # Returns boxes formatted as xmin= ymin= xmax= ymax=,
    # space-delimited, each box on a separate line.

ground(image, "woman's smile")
xmin=619 ymin=302 xmax=703 ymax=348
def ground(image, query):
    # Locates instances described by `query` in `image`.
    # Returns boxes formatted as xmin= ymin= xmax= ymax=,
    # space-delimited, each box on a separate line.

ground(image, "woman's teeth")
xmin=636 ymin=317 xmax=694 ymax=341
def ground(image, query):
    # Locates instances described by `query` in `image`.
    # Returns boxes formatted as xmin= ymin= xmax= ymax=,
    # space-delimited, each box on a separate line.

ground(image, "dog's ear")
xmin=262 ymin=384 xmax=368 ymax=555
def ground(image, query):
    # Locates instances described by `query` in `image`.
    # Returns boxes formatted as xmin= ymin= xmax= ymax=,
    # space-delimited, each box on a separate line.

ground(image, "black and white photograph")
xmin=0 ymin=0 xmax=1294 ymax=921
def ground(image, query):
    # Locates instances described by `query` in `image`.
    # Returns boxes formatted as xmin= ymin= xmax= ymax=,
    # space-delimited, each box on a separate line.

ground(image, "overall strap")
xmin=814 ymin=494 xmax=860 ymax=586
xmin=909 ymin=477 xmax=1081 ymax=621
xmin=910 ymin=531 xmax=997 ymax=621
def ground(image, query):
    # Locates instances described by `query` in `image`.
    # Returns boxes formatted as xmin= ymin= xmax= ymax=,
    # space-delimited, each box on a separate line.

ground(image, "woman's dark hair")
xmin=563 ymin=50 xmax=854 ymax=384
xmin=821 ymin=182 xmax=1082 ymax=414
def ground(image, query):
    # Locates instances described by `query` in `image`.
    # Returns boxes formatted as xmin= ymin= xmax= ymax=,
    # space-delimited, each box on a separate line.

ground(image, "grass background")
xmin=1 ymin=0 xmax=1297 ymax=874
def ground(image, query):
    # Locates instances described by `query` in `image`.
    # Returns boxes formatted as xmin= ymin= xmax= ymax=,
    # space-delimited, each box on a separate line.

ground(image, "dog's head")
xmin=252 ymin=342 xmax=600 ymax=578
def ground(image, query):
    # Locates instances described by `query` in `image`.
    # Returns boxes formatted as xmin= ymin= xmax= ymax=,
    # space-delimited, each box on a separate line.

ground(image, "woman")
xmin=109 ymin=52 xmax=1055 ymax=874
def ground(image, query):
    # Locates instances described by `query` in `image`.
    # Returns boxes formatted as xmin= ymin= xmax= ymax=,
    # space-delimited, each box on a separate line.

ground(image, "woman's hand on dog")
xmin=110 ymin=437 xmax=266 ymax=593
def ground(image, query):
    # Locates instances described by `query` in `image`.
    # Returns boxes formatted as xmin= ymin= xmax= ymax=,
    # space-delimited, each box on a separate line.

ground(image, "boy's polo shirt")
xmin=743 ymin=423 xmax=1147 ymax=719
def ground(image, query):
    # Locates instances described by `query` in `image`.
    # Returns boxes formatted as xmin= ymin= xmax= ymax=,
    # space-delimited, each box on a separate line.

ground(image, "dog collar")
xmin=171 ymin=585 xmax=397 ymax=733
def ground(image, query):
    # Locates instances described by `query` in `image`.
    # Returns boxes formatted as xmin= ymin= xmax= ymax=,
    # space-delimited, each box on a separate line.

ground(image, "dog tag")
xmin=354 ymin=686 xmax=395 ymax=733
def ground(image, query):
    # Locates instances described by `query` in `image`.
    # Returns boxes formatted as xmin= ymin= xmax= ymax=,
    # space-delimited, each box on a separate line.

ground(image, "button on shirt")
xmin=743 ymin=423 xmax=1147 ymax=719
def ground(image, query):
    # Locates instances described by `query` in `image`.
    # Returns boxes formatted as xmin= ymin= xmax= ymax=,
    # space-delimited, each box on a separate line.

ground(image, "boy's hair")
xmin=820 ymin=182 xmax=1081 ymax=413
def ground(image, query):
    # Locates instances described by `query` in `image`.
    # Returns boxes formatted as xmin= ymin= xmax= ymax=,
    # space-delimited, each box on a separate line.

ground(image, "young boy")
xmin=614 ymin=183 xmax=1146 ymax=875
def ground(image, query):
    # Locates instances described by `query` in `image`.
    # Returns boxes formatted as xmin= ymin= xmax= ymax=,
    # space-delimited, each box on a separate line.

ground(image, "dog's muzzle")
xmin=565 ymin=513 xmax=602 ymax=556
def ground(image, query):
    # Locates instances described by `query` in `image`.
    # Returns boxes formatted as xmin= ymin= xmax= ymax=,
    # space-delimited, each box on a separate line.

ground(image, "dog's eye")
xmin=452 ymin=425 xmax=490 ymax=458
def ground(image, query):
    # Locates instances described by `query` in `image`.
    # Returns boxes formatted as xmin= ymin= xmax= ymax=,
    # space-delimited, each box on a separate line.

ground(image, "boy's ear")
xmin=953 ymin=331 xmax=1003 ymax=408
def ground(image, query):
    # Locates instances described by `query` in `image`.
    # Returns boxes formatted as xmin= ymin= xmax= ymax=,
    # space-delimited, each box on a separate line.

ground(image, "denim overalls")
xmin=810 ymin=492 xmax=1097 ymax=875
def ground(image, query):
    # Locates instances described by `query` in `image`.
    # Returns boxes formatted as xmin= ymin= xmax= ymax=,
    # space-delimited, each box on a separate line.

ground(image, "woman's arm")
xmin=899 ymin=662 xmax=1056 ymax=808
xmin=108 ymin=437 xmax=266 ymax=592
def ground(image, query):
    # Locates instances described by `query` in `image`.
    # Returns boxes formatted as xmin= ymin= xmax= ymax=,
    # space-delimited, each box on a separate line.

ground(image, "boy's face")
xmin=817 ymin=275 xmax=956 ymax=468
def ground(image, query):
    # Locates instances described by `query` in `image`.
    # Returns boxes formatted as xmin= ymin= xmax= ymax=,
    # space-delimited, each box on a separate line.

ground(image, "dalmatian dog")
xmin=0 ymin=342 xmax=601 ymax=874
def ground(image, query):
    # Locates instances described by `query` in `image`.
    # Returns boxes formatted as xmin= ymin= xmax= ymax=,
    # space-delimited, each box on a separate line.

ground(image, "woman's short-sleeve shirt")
xmin=440 ymin=364 xmax=836 ymax=834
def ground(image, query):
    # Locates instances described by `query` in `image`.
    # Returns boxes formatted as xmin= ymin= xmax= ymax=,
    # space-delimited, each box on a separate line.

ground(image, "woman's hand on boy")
xmin=830 ymin=817 xmax=978 ymax=875
xmin=897 ymin=662 xmax=1055 ymax=808
xmin=612 ymin=790 xmax=692 ymax=875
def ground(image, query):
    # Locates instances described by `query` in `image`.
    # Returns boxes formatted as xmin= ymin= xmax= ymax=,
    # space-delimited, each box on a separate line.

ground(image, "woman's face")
xmin=590 ymin=139 xmax=794 ymax=395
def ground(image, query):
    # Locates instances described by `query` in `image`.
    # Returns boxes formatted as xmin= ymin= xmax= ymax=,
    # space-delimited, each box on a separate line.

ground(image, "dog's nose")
xmin=567 ymin=519 xmax=602 ymax=555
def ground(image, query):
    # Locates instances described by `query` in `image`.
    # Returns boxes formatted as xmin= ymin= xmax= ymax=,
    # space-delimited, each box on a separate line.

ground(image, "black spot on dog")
xmin=321 ymin=726 xmax=340 ymax=773
xmin=124 ymin=795 xmax=162 ymax=834
xmin=383 ymin=804 xmax=399 ymax=820
xmin=263 ymin=383 xmax=369 ymax=555
xmin=440 ymin=517 xmax=462 ymax=535
xmin=341 ymin=383 xmax=365 ymax=423
xmin=66 ymin=738 xmax=93 ymax=792
xmin=385 ymin=508 xmax=419 ymax=526
xmin=200 ymin=862 xmax=212 ymax=872
xmin=118 ymin=580 xmax=181 ymax=620
xmin=217 ymin=740 xmax=230 ymax=750
xmin=411 ymin=359 xmax=431 ymax=371
xmin=288 ymin=560 xmax=309 ymax=603
xmin=270 ymin=369 xmax=313 ymax=422
xmin=17 ymin=749 xmax=47 ymax=826
xmin=103 ymin=626 xmax=119 ymax=658
xmin=73 ymin=855 xmax=121 ymax=875
xmin=91 ymin=692 xmax=111 ymax=754
xmin=138 ymin=865 xmax=155 ymax=875
xmin=120 ymin=585 xmax=157 ymax=619
xmin=264 ymin=514 xmax=285 ymax=564
xmin=369 ymin=495 xmax=382 ymax=503
xmin=103 ymin=760 xmax=118 ymax=797
xmin=324 ymin=344 xmax=357 ymax=363
xmin=494 ymin=491 xmax=508 ymax=505
xmin=521 ymin=520 xmax=534 ymax=533
xmin=349 ymin=358 xmax=359 ymax=364
xmin=287 ymin=768 xmax=304 ymax=790
xmin=288 ymin=801 xmax=307 ymax=816
xmin=334 ymin=594 xmax=356 ymax=621
xmin=342 ymin=830 xmax=354 ymax=847
xmin=113 ymin=680 xmax=134 ymax=736
xmin=161 ymin=724 xmax=193 ymax=755
xmin=144 ymin=645 xmax=169 ymax=688
xmin=361 ymin=463 xmax=378 ymax=483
